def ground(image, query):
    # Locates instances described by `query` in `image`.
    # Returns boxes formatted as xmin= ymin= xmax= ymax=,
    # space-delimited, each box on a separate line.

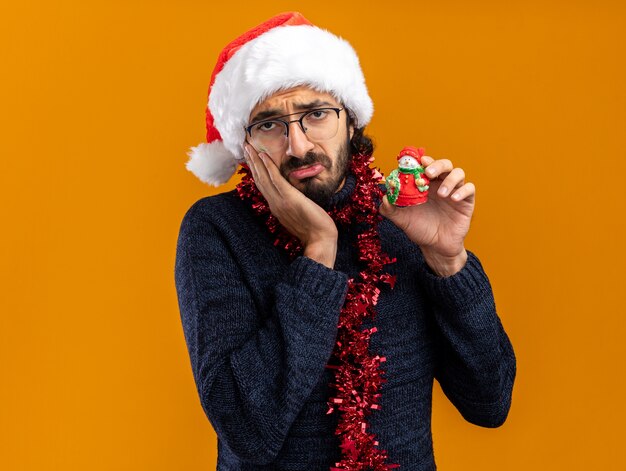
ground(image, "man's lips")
xmin=289 ymin=163 xmax=325 ymax=180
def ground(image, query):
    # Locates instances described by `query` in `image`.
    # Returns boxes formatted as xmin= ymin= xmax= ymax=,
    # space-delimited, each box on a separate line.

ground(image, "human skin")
xmin=244 ymin=86 xmax=475 ymax=276
xmin=379 ymin=156 xmax=473 ymax=276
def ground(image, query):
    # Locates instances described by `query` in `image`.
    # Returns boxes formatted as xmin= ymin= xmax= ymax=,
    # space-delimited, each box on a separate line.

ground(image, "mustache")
xmin=281 ymin=152 xmax=332 ymax=173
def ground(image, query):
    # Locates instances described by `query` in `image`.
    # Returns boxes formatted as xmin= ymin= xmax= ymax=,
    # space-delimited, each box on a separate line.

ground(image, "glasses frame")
xmin=244 ymin=107 xmax=345 ymax=140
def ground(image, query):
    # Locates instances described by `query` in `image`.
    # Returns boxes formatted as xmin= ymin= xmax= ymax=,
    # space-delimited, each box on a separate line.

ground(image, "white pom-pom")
xmin=185 ymin=141 xmax=239 ymax=187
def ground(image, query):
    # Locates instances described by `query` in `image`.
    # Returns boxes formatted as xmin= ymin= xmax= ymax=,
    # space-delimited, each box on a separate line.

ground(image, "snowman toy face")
xmin=398 ymin=155 xmax=419 ymax=169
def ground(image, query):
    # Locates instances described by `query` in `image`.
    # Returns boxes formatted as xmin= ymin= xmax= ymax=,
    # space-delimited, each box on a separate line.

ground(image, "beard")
xmin=279 ymin=138 xmax=351 ymax=208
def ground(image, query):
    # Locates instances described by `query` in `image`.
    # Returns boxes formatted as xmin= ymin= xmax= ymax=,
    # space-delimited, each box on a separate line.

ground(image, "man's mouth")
xmin=289 ymin=163 xmax=325 ymax=180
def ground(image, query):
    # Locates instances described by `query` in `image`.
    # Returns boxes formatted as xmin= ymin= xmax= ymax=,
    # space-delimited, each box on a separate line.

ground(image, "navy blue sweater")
xmin=174 ymin=174 xmax=516 ymax=470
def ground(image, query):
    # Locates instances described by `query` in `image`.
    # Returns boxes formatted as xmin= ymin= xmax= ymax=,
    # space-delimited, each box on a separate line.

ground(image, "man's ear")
xmin=349 ymin=124 xmax=355 ymax=140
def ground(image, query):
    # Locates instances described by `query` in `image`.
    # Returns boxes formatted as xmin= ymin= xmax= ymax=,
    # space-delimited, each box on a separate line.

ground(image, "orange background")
xmin=2 ymin=1 xmax=625 ymax=469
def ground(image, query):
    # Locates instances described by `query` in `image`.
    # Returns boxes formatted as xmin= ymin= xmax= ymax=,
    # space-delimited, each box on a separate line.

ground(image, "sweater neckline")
xmin=326 ymin=172 xmax=356 ymax=210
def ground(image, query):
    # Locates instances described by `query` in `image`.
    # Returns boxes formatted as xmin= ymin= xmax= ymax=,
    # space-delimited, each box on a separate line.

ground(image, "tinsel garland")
xmin=236 ymin=152 xmax=400 ymax=470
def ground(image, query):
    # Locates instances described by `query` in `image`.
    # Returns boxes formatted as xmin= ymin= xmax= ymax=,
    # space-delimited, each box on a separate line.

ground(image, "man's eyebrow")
xmin=249 ymin=100 xmax=335 ymax=124
xmin=293 ymin=100 xmax=334 ymax=110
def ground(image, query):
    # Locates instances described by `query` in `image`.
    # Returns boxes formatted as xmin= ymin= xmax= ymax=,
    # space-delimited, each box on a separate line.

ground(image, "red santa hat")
xmin=186 ymin=11 xmax=374 ymax=186
xmin=397 ymin=146 xmax=425 ymax=162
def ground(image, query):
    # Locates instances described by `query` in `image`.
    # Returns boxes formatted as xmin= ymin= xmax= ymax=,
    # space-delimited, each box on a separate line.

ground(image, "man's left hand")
xmin=379 ymin=156 xmax=475 ymax=277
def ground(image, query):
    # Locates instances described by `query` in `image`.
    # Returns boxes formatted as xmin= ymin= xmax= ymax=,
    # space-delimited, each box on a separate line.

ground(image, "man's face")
xmin=246 ymin=86 xmax=354 ymax=207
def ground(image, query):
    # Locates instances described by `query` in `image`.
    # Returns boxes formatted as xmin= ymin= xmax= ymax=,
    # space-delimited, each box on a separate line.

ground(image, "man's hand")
xmin=379 ymin=156 xmax=475 ymax=277
xmin=244 ymin=144 xmax=338 ymax=269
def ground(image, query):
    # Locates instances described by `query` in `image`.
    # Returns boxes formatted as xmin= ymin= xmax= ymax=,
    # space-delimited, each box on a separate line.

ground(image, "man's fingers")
xmin=425 ymin=158 xmax=453 ymax=179
xmin=379 ymin=195 xmax=397 ymax=218
xmin=244 ymin=145 xmax=260 ymax=180
xmin=437 ymin=167 xmax=465 ymax=198
xmin=245 ymin=145 xmax=280 ymax=200
xmin=450 ymin=182 xmax=476 ymax=202
xmin=420 ymin=152 xmax=475 ymax=202
xmin=258 ymin=152 xmax=291 ymax=197
xmin=421 ymin=155 xmax=434 ymax=166
xmin=379 ymin=195 xmax=414 ymax=233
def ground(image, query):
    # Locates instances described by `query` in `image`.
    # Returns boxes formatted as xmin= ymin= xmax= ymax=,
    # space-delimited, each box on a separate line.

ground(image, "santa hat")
xmin=186 ymin=11 xmax=374 ymax=186
xmin=397 ymin=146 xmax=425 ymax=162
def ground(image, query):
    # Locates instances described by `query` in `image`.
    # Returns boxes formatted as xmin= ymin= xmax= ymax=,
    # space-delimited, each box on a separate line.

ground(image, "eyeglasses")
xmin=244 ymin=107 xmax=344 ymax=153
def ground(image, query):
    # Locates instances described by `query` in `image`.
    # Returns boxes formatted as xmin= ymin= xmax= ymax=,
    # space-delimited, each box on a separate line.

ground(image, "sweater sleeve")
xmin=174 ymin=202 xmax=349 ymax=464
xmin=417 ymin=250 xmax=516 ymax=428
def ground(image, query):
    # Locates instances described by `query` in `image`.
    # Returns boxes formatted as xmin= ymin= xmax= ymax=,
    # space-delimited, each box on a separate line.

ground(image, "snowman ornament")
xmin=385 ymin=146 xmax=430 ymax=206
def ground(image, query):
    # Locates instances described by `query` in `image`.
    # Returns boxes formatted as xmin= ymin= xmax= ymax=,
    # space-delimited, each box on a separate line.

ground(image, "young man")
xmin=175 ymin=12 xmax=516 ymax=471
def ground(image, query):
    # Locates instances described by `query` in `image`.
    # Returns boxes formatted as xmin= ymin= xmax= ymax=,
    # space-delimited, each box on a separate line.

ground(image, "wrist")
xmin=303 ymin=235 xmax=338 ymax=269
xmin=421 ymin=247 xmax=468 ymax=277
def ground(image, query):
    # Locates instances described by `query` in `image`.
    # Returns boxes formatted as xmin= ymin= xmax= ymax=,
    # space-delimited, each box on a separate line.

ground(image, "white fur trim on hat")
xmin=209 ymin=24 xmax=373 ymax=163
xmin=186 ymin=141 xmax=238 ymax=186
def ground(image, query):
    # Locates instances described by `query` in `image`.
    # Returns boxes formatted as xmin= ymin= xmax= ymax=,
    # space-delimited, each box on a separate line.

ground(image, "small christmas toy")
xmin=385 ymin=146 xmax=430 ymax=206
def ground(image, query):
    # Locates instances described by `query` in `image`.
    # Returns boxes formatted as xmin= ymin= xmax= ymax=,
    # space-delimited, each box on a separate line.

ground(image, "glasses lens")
xmin=302 ymin=109 xmax=340 ymax=141
xmin=249 ymin=120 xmax=287 ymax=153
xmin=247 ymin=108 xmax=341 ymax=152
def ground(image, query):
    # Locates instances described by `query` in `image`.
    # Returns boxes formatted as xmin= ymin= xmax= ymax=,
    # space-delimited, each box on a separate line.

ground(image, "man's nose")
xmin=286 ymin=121 xmax=315 ymax=158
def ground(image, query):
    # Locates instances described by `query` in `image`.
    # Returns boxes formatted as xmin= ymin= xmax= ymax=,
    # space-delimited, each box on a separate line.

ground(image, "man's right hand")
xmin=244 ymin=144 xmax=338 ymax=269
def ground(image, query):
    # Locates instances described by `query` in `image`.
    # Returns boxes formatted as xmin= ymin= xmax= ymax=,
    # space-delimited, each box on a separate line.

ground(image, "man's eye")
xmin=308 ymin=110 xmax=329 ymax=120
xmin=256 ymin=121 xmax=278 ymax=132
